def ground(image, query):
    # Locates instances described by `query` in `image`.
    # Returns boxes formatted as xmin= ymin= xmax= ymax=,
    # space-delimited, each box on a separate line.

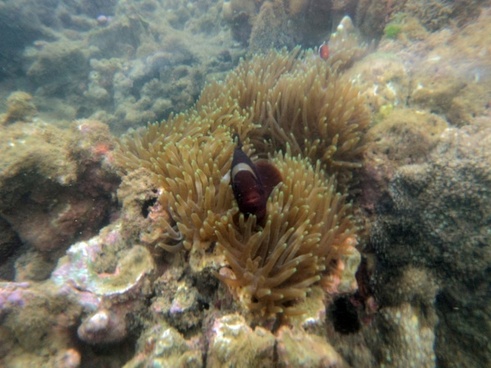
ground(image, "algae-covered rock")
xmin=207 ymin=314 xmax=276 ymax=368
xmin=0 ymin=281 xmax=82 ymax=364
xmin=371 ymin=123 xmax=491 ymax=367
xmin=372 ymin=7 xmax=491 ymax=127
xmin=276 ymin=326 xmax=345 ymax=368
xmin=124 ymin=324 xmax=202 ymax=368
xmin=366 ymin=109 xmax=448 ymax=166
xmin=371 ymin=303 xmax=436 ymax=368
xmin=0 ymin=119 xmax=119 ymax=279
xmin=52 ymin=229 xmax=155 ymax=345
xmin=26 ymin=40 xmax=90 ymax=96
xmin=0 ymin=91 xmax=37 ymax=125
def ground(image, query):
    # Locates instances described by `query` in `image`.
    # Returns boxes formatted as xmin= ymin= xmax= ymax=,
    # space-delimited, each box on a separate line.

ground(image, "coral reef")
xmin=0 ymin=222 xmax=155 ymax=367
xmin=0 ymin=281 xmax=83 ymax=366
xmin=346 ymin=6 xmax=491 ymax=131
xmin=125 ymin=324 xmax=203 ymax=367
xmin=1 ymin=0 xmax=486 ymax=132
xmin=1 ymin=1 xmax=490 ymax=367
xmin=53 ymin=231 xmax=155 ymax=345
xmin=0 ymin=0 xmax=240 ymax=132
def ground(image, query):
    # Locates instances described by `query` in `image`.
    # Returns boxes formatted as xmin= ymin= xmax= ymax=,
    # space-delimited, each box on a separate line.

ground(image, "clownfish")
xmin=319 ymin=42 xmax=330 ymax=60
xmin=230 ymin=139 xmax=282 ymax=225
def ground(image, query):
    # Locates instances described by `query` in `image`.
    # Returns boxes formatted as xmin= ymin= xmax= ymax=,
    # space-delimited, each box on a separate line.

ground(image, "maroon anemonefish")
xmin=319 ymin=42 xmax=330 ymax=60
xmin=230 ymin=140 xmax=282 ymax=225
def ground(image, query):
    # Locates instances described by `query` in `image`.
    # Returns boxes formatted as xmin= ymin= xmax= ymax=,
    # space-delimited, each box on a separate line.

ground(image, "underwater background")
xmin=0 ymin=0 xmax=490 ymax=367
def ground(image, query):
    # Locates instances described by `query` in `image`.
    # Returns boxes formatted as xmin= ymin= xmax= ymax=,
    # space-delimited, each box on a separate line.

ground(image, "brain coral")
xmin=116 ymin=48 xmax=368 ymax=317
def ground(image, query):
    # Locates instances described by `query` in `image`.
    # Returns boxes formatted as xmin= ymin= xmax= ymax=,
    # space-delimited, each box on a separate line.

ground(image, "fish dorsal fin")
xmin=255 ymin=159 xmax=282 ymax=198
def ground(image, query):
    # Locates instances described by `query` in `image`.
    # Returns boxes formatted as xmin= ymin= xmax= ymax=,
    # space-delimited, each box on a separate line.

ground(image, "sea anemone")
xmin=116 ymin=102 xmax=257 ymax=252
xmin=198 ymin=48 xmax=370 ymax=188
xmin=116 ymin=48 xmax=367 ymax=317
xmin=215 ymin=152 xmax=355 ymax=316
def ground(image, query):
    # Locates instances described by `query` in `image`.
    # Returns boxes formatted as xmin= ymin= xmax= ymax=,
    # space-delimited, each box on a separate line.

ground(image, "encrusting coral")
xmin=116 ymin=48 xmax=368 ymax=318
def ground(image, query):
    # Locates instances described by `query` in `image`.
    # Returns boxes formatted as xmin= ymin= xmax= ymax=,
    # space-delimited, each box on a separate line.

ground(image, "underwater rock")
xmin=355 ymin=0 xmax=391 ymax=41
xmin=0 ymin=119 xmax=119 ymax=279
xmin=77 ymin=308 xmax=127 ymax=345
xmin=124 ymin=324 xmax=202 ymax=368
xmin=323 ymin=242 xmax=361 ymax=295
xmin=52 ymin=228 xmax=155 ymax=344
xmin=53 ymin=348 xmax=81 ymax=368
xmin=276 ymin=326 xmax=345 ymax=368
xmin=0 ymin=91 xmax=37 ymax=125
xmin=372 ymin=303 xmax=436 ymax=368
xmin=153 ymin=279 xmax=204 ymax=332
xmin=0 ymin=281 xmax=81 ymax=362
xmin=370 ymin=122 xmax=491 ymax=367
xmin=0 ymin=217 xmax=21 ymax=280
xmin=207 ymin=314 xmax=276 ymax=367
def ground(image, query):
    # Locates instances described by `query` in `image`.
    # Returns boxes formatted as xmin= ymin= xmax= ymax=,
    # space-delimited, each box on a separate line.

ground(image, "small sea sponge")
xmin=216 ymin=152 xmax=356 ymax=316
